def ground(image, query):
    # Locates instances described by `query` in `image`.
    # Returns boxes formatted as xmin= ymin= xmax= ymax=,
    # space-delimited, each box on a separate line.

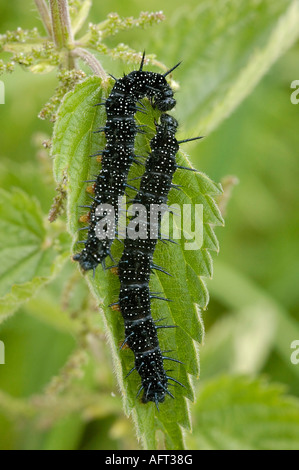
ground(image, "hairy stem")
xmin=72 ymin=47 xmax=108 ymax=79
xmin=34 ymin=0 xmax=52 ymax=37
xmin=49 ymin=0 xmax=75 ymax=68
xmin=49 ymin=0 xmax=74 ymax=47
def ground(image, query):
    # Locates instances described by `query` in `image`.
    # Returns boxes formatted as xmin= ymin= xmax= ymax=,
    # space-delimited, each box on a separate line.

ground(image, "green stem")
xmin=49 ymin=0 xmax=75 ymax=68
xmin=49 ymin=0 xmax=73 ymax=48
xmin=72 ymin=47 xmax=108 ymax=79
xmin=34 ymin=0 xmax=52 ymax=37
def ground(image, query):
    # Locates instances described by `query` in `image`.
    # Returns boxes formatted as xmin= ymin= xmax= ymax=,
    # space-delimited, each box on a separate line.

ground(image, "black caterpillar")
xmin=73 ymin=55 xmax=179 ymax=275
xmin=115 ymin=113 xmax=199 ymax=408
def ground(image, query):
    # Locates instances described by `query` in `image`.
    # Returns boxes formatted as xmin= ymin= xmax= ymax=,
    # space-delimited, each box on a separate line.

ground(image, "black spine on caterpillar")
xmin=73 ymin=58 xmax=179 ymax=274
xmin=118 ymin=114 xmax=181 ymax=407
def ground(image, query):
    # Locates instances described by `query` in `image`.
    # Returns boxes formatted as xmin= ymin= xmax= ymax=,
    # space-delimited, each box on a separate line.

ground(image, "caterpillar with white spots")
xmin=114 ymin=114 xmax=200 ymax=407
xmin=73 ymin=54 xmax=179 ymax=275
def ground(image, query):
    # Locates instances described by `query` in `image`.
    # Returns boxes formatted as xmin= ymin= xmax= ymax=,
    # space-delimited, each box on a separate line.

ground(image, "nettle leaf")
xmin=187 ymin=376 xmax=299 ymax=450
xmin=52 ymin=76 xmax=222 ymax=449
xmin=0 ymin=189 xmax=68 ymax=323
xmin=154 ymin=0 xmax=299 ymax=134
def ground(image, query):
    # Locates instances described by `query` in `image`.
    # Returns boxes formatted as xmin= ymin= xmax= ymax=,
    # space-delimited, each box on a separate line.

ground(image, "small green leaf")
xmin=52 ymin=76 xmax=222 ymax=449
xmin=29 ymin=62 xmax=56 ymax=74
xmin=3 ymin=41 xmax=46 ymax=54
xmin=0 ymin=189 xmax=68 ymax=322
xmin=187 ymin=376 xmax=299 ymax=450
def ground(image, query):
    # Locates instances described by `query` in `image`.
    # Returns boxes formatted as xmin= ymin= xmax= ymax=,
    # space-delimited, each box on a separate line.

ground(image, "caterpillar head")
xmin=159 ymin=113 xmax=179 ymax=133
xmin=73 ymin=250 xmax=99 ymax=272
xmin=156 ymin=97 xmax=176 ymax=112
xmin=73 ymin=240 xmax=111 ymax=272
xmin=154 ymin=82 xmax=176 ymax=111
xmin=135 ymin=353 xmax=169 ymax=405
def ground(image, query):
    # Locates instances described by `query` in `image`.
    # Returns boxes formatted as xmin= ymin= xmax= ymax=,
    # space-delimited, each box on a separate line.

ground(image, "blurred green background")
xmin=0 ymin=0 xmax=298 ymax=450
